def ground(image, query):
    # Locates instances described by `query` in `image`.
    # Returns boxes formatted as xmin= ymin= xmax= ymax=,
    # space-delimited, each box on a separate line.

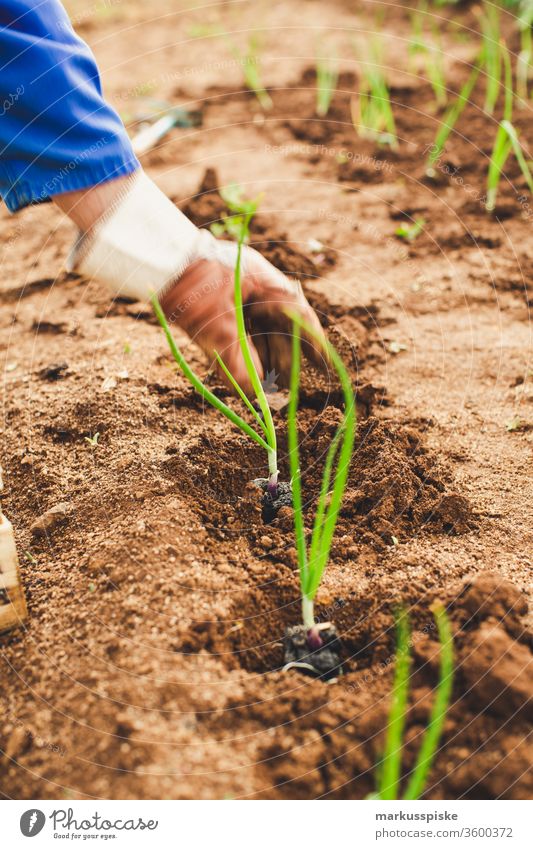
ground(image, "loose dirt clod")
xmin=253 ymin=478 xmax=292 ymax=523
xmin=461 ymin=623 xmax=533 ymax=719
xmin=283 ymin=622 xmax=342 ymax=679
xmin=38 ymin=362 xmax=68 ymax=381
xmin=457 ymin=571 xmax=528 ymax=624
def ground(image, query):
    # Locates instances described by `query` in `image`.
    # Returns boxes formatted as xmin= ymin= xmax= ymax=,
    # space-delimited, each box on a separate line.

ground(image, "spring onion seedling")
xmin=152 ymin=189 xmax=279 ymax=497
xmin=352 ymin=38 xmax=398 ymax=148
xmin=287 ymin=316 xmax=356 ymax=643
xmin=408 ymin=1 xmax=428 ymax=68
xmin=426 ymin=54 xmax=483 ymax=177
xmin=375 ymin=608 xmax=411 ymax=800
xmin=409 ymin=5 xmax=447 ymax=110
xmin=518 ymin=25 xmax=532 ymax=100
xmin=426 ymin=28 xmax=448 ymax=109
xmin=316 ymin=51 xmax=339 ymax=117
xmin=395 ymin=217 xmax=425 ymax=241
xmin=500 ymin=119 xmax=533 ymax=188
xmin=375 ymin=605 xmax=454 ymax=800
xmin=486 ymin=42 xmax=513 ymax=209
xmin=233 ymin=37 xmax=272 ymax=110
xmin=517 ymin=3 xmax=533 ymax=100
xmin=480 ymin=1 xmax=502 ymax=115
xmin=485 ymin=45 xmax=533 ymax=210
xmin=209 ymin=184 xmax=258 ymax=242
xmin=209 ymin=211 xmax=247 ymax=241
xmin=218 ymin=185 xmax=279 ymax=496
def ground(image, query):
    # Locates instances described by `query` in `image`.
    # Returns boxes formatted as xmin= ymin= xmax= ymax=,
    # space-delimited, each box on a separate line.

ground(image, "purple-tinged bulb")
xmin=267 ymin=473 xmax=279 ymax=500
xmin=306 ymin=627 xmax=323 ymax=651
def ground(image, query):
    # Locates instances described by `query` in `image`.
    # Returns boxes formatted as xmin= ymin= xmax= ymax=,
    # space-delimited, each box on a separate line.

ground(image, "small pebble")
xmin=30 ymin=502 xmax=70 ymax=537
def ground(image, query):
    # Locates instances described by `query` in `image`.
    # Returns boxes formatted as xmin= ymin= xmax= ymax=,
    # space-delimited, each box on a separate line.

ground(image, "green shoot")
xmin=408 ymin=1 xmax=428 ymax=67
xmin=501 ymin=119 xmax=533 ymax=192
xmin=518 ymin=25 xmax=532 ymax=100
xmin=403 ymin=606 xmax=454 ymax=799
xmin=352 ymin=38 xmax=398 ymax=148
xmin=377 ymin=608 xmax=411 ymax=800
xmin=84 ymin=433 xmax=100 ymax=448
xmin=214 ymin=352 xmax=267 ymax=435
xmin=287 ymin=327 xmax=308 ymax=606
xmin=500 ymin=41 xmax=515 ymax=127
xmin=152 ymin=187 xmax=278 ymax=493
xmin=395 ymin=217 xmax=425 ymax=241
xmin=486 ymin=128 xmax=512 ymax=210
xmin=506 ymin=415 xmax=524 ymax=431
xmin=287 ymin=317 xmax=356 ymax=633
xmin=485 ymin=45 xmax=533 ymax=211
xmin=316 ymin=51 xmax=339 ymax=117
xmin=233 ymin=38 xmax=272 ymax=110
xmin=374 ymin=605 xmax=454 ymax=800
xmin=209 ymin=215 xmax=247 ymax=241
xmin=517 ymin=3 xmax=533 ymax=100
xmin=426 ymin=28 xmax=448 ymax=109
xmin=480 ymin=1 xmax=502 ymax=115
xmin=409 ymin=5 xmax=447 ymax=110
xmin=152 ymin=295 xmax=270 ymax=452
xmin=220 ymin=186 xmax=278 ymax=493
xmin=426 ymin=55 xmax=483 ymax=177
xmin=209 ymin=184 xmax=259 ymax=242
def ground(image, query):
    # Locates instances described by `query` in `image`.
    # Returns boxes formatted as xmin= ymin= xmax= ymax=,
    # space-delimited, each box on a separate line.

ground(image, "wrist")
xmin=53 ymin=173 xmax=136 ymax=233
xmin=65 ymin=170 xmax=201 ymax=302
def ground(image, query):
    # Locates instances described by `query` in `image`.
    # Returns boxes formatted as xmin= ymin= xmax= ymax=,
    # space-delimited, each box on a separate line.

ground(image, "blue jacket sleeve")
xmin=0 ymin=0 xmax=139 ymax=212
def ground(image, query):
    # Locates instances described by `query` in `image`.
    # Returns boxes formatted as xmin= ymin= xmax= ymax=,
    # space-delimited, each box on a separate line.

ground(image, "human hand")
xmin=160 ymin=231 xmax=325 ymax=395
xmin=67 ymin=170 xmax=325 ymax=395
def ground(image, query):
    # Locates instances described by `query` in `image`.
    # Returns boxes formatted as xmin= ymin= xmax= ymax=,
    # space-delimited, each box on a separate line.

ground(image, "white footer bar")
xmin=2 ymin=799 xmax=531 ymax=848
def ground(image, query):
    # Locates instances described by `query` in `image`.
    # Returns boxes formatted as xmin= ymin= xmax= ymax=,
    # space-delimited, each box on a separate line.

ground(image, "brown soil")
xmin=0 ymin=0 xmax=531 ymax=800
